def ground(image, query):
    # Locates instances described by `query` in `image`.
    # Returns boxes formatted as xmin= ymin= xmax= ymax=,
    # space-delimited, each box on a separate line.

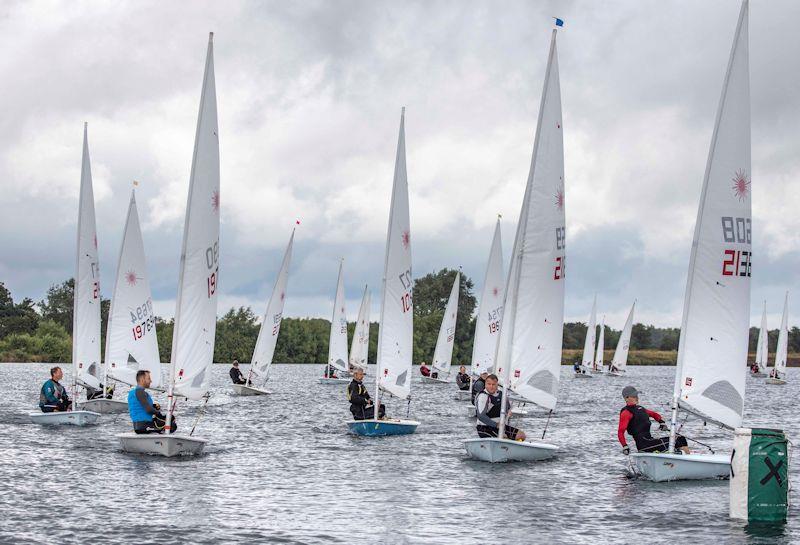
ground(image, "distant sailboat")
xmin=423 ymin=271 xmax=460 ymax=384
xmin=630 ymin=1 xmax=750 ymax=481
xmin=593 ymin=315 xmax=605 ymax=373
xmin=608 ymin=301 xmax=635 ymax=376
xmin=751 ymin=300 xmax=768 ymax=377
xmin=464 ymin=27 xmax=565 ymax=462
xmin=235 ymin=231 xmax=294 ymax=395
xmin=348 ymin=108 xmax=419 ymax=437
xmin=575 ymin=296 xmax=596 ymax=378
xmin=320 ymin=259 xmax=351 ymax=384
xmin=31 ymin=124 xmax=102 ymax=426
xmin=766 ymin=292 xmax=789 ymax=385
xmin=118 ymin=33 xmax=220 ymax=456
xmin=349 ymin=286 xmax=371 ymax=372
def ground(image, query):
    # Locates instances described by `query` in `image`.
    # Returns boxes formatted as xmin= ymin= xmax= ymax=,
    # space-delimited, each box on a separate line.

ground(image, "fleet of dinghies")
xmin=28 ymin=2 xmax=793 ymax=476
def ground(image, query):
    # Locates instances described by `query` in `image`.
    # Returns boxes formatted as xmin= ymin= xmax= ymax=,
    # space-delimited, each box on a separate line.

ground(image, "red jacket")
xmin=617 ymin=405 xmax=663 ymax=447
xmin=420 ymin=365 xmax=431 ymax=377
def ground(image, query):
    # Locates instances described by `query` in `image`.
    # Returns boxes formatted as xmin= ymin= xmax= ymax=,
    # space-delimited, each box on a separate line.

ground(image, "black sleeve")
xmin=348 ymin=383 xmax=369 ymax=407
xmin=136 ymin=389 xmax=157 ymax=415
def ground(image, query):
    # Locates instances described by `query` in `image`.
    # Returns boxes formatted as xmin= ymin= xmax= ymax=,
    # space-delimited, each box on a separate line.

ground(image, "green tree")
xmin=0 ymin=282 xmax=39 ymax=339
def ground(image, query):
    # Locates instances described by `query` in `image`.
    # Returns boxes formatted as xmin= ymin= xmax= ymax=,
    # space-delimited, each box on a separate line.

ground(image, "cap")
xmin=622 ymin=386 xmax=639 ymax=398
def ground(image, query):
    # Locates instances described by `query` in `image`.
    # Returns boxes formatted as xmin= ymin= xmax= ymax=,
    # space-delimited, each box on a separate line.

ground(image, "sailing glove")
xmin=658 ymin=423 xmax=669 ymax=431
xmin=622 ymin=446 xmax=630 ymax=456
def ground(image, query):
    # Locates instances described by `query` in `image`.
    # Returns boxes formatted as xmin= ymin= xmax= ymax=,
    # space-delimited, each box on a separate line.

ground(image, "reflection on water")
xmin=0 ymin=363 xmax=796 ymax=544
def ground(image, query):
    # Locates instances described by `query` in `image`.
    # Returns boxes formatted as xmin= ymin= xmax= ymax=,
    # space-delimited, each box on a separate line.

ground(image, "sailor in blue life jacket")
xmin=39 ymin=366 xmax=71 ymax=412
xmin=347 ymin=368 xmax=385 ymax=420
xmin=474 ymin=374 xmax=527 ymax=441
xmin=128 ymin=370 xmax=176 ymax=434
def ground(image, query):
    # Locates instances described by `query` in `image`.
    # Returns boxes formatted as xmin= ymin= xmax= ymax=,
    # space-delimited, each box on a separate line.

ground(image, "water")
xmin=0 ymin=363 xmax=796 ymax=544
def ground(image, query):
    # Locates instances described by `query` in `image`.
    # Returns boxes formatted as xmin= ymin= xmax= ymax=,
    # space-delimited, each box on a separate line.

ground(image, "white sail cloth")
xmin=610 ymin=301 xmax=636 ymax=373
xmin=754 ymin=301 xmax=768 ymax=373
xmin=349 ymin=286 xmax=370 ymax=371
xmin=581 ymin=296 xmax=597 ymax=370
xmin=105 ymin=190 xmax=162 ymax=389
xmin=471 ymin=219 xmax=504 ymax=376
xmin=432 ymin=272 xmax=460 ymax=376
xmin=328 ymin=260 xmax=349 ymax=372
xmin=773 ymin=292 xmax=789 ymax=377
xmin=594 ymin=316 xmax=605 ymax=370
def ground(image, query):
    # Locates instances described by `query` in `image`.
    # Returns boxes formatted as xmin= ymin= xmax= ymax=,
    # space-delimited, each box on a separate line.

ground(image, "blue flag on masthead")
xmin=554 ymin=18 xmax=564 ymax=27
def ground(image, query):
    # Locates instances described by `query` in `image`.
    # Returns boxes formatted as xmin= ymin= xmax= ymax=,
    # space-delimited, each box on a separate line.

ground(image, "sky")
xmin=0 ymin=0 xmax=797 ymax=331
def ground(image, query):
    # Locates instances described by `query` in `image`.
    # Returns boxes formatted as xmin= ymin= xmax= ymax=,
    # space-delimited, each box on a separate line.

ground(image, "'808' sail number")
xmin=398 ymin=269 xmax=413 ymax=313
xmin=206 ymin=241 xmax=219 ymax=298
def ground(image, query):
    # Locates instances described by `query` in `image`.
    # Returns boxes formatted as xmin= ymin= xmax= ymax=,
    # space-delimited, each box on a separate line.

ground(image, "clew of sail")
xmin=105 ymin=190 xmax=162 ymax=389
xmin=171 ymin=33 xmax=221 ymax=401
xmin=376 ymin=108 xmax=413 ymax=400
xmin=674 ymin=2 xmax=750 ymax=430
xmin=470 ymin=218 xmax=504 ymax=376
xmin=496 ymin=30 xmax=565 ymax=411
xmin=432 ymin=272 xmax=460 ymax=376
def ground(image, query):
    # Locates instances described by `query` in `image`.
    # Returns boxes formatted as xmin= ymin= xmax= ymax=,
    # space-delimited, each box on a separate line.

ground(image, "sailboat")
xmin=234 ymin=231 xmax=294 ymax=395
xmin=575 ymin=296 xmax=596 ymax=378
xmin=766 ymin=292 xmax=789 ymax=385
xmin=593 ymin=315 xmax=605 ymax=373
xmin=85 ymin=187 xmax=162 ymax=414
xmin=117 ymin=33 xmax=220 ymax=456
xmin=630 ymin=1 xmax=750 ymax=481
xmin=607 ymin=301 xmax=635 ymax=376
xmin=320 ymin=259 xmax=351 ymax=384
xmin=422 ymin=271 xmax=460 ymax=384
xmin=464 ymin=27 xmax=565 ymax=462
xmin=348 ymin=285 xmax=371 ymax=373
xmin=751 ymin=300 xmax=768 ymax=377
xmin=31 ymin=124 xmax=102 ymax=426
xmin=347 ymin=108 xmax=419 ymax=437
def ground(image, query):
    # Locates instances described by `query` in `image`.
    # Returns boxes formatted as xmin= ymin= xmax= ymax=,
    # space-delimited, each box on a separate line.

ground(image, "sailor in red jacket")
xmin=618 ymin=386 xmax=689 ymax=455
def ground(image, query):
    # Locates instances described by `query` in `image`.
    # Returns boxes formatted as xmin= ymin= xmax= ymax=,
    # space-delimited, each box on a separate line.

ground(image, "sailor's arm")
xmin=617 ymin=410 xmax=632 ymax=447
xmin=475 ymin=394 xmax=497 ymax=428
xmin=135 ymin=389 xmax=157 ymax=415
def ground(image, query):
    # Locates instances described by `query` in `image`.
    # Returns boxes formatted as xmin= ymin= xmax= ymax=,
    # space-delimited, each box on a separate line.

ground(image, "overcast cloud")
xmin=0 ymin=0 xmax=797 ymax=330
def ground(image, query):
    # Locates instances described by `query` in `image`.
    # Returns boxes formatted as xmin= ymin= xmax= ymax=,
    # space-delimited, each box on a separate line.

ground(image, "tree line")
xmin=1 ymin=272 xmax=798 ymax=365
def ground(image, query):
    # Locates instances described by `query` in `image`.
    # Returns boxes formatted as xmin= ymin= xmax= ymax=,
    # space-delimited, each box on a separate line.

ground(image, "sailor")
xmin=229 ymin=360 xmax=249 ymax=385
xmin=324 ymin=364 xmax=338 ymax=379
xmin=573 ymin=361 xmax=584 ymax=374
xmin=474 ymin=374 xmax=526 ymax=441
xmin=86 ymin=382 xmax=115 ymax=400
xmin=471 ymin=371 xmax=488 ymax=403
xmin=39 ymin=366 xmax=71 ymax=412
xmin=618 ymin=385 xmax=689 ymax=455
xmin=419 ymin=361 xmax=431 ymax=377
xmin=455 ymin=365 xmax=471 ymax=391
xmin=128 ymin=370 xmax=176 ymax=434
xmin=347 ymin=368 xmax=385 ymax=420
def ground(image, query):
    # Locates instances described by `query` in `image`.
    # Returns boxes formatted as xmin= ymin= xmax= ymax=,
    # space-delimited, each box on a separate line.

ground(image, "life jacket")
xmin=39 ymin=379 xmax=65 ymax=407
xmin=128 ymin=386 xmax=154 ymax=423
xmin=346 ymin=380 xmax=368 ymax=402
xmin=475 ymin=389 xmax=504 ymax=423
xmin=621 ymin=404 xmax=653 ymax=440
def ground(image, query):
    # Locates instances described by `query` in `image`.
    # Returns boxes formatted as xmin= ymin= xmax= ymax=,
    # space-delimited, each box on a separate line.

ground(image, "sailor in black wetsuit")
xmin=229 ymin=361 xmax=249 ymax=385
xmin=455 ymin=365 xmax=471 ymax=391
xmin=474 ymin=374 xmax=526 ymax=441
xmin=618 ymin=386 xmax=689 ymax=455
xmin=347 ymin=368 xmax=385 ymax=420
xmin=471 ymin=371 xmax=488 ymax=404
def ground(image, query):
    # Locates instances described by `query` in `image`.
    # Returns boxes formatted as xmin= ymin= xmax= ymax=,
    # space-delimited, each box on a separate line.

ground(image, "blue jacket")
xmin=39 ymin=379 xmax=68 ymax=408
xmin=128 ymin=386 xmax=156 ymax=423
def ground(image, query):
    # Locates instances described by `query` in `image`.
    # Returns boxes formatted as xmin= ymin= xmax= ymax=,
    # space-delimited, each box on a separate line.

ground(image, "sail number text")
xmin=721 ymin=217 xmax=751 ymax=277
xmin=206 ymin=241 xmax=219 ymax=298
xmin=554 ymin=227 xmax=566 ymax=280
xmin=398 ymin=268 xmax=413 ymax=313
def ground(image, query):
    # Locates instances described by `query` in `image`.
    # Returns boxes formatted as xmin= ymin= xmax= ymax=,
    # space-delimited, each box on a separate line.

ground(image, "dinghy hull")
xmin=76 ymin=398 xmax=128 ymax=414
xmin=765 ymin=378 xmax=787 ymax=385
xmin=29 ymin=410 xmax=100 ymax=426
xmin=453 ymin=390 xmax=471 ymax=401
xmin=232 ymin=384 xmax=271 ymax=396
xmin=421 ymin=376 xmax=448 ymax=384
xmin=347 ymin=419 xmax=419 ymax=436
xmin=750 ymin=372 xmax=766 ymax=378
xmin=606 ymin=371 xmax=624 ymax=377
xmin=629 ymin=452 xmax=730 ymax=482
xmin=318 ymin=378 xmax=350 ymax=385
xmin=116 ymin=433 xmax=207 ymax=457
xmin=464 ymin=438 xmax=558 ymax=462
xmin=573 ymin=373 xmax=593 ymax=379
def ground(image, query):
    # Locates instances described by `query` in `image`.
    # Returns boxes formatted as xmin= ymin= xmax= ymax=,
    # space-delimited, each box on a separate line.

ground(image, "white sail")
xmin=611 ymin=301 xmax=636 ymax=373
xmin=73 ymin=123 xmax=102 ymax=391
xmin=674 ymin=2 xmax=750 ymax=430
xmin=581 ymin=296 xmax=597 ymax=370
xmin=432 ymin=272 xmax=460 ymax=376
xmin=105 ymin=189 xmax=162 ymax=389
xmin=496 ymin=29 xmax=565 ymax=411
xmin=250 ymin=231 xmax=294 ymax=381
xmin=594 ymin=315 xmax=605 ymax=370
xmin=376 ymin=108 xmax=413 ymax=400
xmin=773 ymin=292 xmax=789 ymax=377
xmin=170 ymin=33 xmax=221 ymax=401
xmin=349 ymin=286 xmax=370 ymax=371
xmin=470 ymin=218 xmax=504 ymax=375
xmin=328 ymin=260 xmax=349 ymax=373
xmin=754 ymin=300 xmax=768 ymax=373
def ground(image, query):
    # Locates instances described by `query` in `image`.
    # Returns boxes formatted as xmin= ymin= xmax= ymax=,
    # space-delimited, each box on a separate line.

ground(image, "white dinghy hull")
xmin=421 ymin=376 xmax=448 ymax=384
xmin=29 ymin=410 xmax=100 ymax=426
xmin=347 ymin=418 xmax=419 ymax=437
xmin=629 ymin=452 xmax=730 ymax=482
xmin=318 ymin=377 xmax=350 ymax=385
xmin=573 ymin=373 xmax=593 ymax=379
xmin=765 ymin=378 xmax=787 ymax=385
xmin=76 ymin=398 xmax=128 ymax=414
xmin=606 ymin=371 xmax=624 ymax=377
xmin=232 ymin=384 xmax=271 ymax=396
xmin=464 ymin=438 xmax=558 ymax=463
xmin=749 ymin=372 xmax=766 ymax=378
xmin=453 ymin=390 xmax=471 ymax=401
xmin=117 ymin=433 xmax=207 ymax=457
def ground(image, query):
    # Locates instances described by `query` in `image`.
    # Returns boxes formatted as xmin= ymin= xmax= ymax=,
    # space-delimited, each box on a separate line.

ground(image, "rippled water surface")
xmin=0 ymin=363 xmax=797 ymax=544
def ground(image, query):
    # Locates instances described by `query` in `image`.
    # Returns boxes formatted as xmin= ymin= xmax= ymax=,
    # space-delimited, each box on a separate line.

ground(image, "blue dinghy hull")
xmin=347 ymin=418 xmax=419 ymax=436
